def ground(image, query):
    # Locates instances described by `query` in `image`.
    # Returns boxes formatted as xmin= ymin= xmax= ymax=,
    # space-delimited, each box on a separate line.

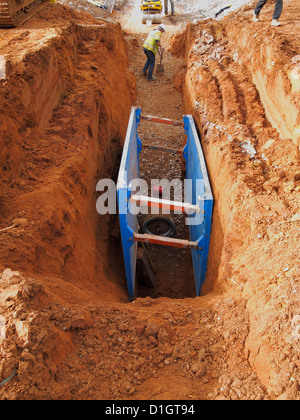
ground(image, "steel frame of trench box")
xmin=117 ymin=106 xmax=213 ymax=301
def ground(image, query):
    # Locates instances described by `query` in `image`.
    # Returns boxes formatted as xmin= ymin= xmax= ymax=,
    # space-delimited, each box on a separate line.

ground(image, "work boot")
xmin=142 ymin=70 xmax=147 ymax=77
xmin=253 ymin=11 xmax=259 ymax=22
xmin=147 ymin=77 xmax=157 ymax=81
xmin=271 ymin=19 xmax=281 ymax=26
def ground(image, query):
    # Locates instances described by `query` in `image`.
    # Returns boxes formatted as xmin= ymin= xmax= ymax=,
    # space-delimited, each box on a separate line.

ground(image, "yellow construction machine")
xmin=141 ymin=0 xmax=162 ymax=24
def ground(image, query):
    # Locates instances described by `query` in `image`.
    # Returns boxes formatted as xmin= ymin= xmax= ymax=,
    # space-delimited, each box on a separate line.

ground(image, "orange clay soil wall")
xmin=0 ymin=9 xmax=135 ymax=298
xmin=224 ymin=17 xmax=300 ymax=149
xmin=176 ymin=13 xmax=299 ymax=395
xmin=0 ymin=2 xmax=299 ymax=401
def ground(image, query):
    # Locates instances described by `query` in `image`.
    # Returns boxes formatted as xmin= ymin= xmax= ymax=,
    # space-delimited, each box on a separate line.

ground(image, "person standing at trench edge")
xmin=253 ymin=0 xmax=283 ymax=26
xmin=142 ymin=24 xmax=165 ymax=82
xmin=164 ymin=0 xmax=175 ymax=16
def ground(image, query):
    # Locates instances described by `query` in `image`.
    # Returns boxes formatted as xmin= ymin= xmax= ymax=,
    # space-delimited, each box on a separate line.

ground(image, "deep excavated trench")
xmin=136 ymin=117 xmax=196 ymax=299
xmin=0 ymin=0 xmax=299 ymax=401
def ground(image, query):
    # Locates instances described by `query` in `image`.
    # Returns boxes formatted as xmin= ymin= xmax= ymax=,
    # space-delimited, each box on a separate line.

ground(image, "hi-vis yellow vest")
xmin=143 ymin=29 xmax=162 ymax=55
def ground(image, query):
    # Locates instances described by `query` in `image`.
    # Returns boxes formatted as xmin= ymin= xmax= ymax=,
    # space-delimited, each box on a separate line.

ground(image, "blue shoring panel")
xmin=117 ymin=109 xmax=213 ymax=300
xmin=183 ymin=115 xmax=213 ymax=296
xmin=116 ymin=107 xmax=142 ymax=300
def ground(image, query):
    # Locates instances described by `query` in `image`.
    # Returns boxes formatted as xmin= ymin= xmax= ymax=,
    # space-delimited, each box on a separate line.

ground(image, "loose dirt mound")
xmin=0 ymin=0 xmax=299 ymax=400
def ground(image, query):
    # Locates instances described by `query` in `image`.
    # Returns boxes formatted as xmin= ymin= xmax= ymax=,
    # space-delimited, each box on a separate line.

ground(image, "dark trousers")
xmin=143 ymin=48 xmax=156 ymax=80
xmin=164 ymin=0 xmax=174 ymax=14
xmin=254 ymin=0 xmax=283 ymax=20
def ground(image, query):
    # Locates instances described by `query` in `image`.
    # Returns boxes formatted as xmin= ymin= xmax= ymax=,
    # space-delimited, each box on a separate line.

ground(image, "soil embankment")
xmin=0 ymin=0 xmax=299 ymax=400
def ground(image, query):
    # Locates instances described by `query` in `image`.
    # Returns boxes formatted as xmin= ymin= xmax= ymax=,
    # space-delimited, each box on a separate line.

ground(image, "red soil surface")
xmin=0 ymin=0 xmax=299 ymax=400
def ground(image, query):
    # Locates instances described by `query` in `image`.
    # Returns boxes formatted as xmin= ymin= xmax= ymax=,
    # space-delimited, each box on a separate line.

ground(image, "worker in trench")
xmin=142 ymin=24 xmax=166 ymax=82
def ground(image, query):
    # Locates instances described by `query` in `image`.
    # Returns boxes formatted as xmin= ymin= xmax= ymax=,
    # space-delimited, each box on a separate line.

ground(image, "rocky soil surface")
xmin=0 ymin=0 xmax=299 ymax=400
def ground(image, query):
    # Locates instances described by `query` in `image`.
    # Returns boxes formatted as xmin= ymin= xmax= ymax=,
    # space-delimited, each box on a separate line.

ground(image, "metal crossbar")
xmin=143 ymin=143 xmax=183 ymax=154
xmin=133 ymin=233 xmax=200 ymax=250
xmin=130 ymin=195 xmax=202 ymax=214
xmin=140 ymin=114 xmax=184 ymax=126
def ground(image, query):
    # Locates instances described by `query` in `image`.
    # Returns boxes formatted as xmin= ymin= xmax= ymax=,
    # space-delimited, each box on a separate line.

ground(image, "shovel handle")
xmin=159 ymin=50 xmax=163 ymax=64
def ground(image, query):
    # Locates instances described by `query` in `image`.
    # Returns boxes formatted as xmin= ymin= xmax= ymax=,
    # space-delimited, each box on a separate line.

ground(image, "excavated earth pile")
xmin=0 ymin=0 xmax=299 ymax=400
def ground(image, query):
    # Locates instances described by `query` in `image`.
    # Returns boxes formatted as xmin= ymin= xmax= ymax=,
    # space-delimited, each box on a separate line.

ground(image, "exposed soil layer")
xmin=0 ymin=0 xmax=299 ymax=400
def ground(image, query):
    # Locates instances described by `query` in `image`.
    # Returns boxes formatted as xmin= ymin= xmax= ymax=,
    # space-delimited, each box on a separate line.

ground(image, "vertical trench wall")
xmin=179 ymin=20 xmax=299 ymax=397
xmin=0 ymin=20 xmax=136 ymax=297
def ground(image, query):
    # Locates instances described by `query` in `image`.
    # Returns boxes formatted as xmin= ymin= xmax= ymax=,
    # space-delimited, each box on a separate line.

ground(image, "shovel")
xmin=156 ymin=50 xmax=164 ymax=73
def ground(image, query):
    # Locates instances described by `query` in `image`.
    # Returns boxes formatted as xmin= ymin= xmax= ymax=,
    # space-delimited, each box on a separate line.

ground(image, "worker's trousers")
xmin=143 ymin=48 xmax=156 ymax=80
xmin=254 ymin=0 xmax=283 ymax=20
xmin=164 ymin=0 xmax=174 ymax=15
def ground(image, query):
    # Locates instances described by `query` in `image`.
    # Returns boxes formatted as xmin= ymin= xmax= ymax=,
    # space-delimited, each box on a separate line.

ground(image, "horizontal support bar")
xmin=144 ymin=143 xmax=183 ymax=155
xmin=133 ymin=233 xmax=200 ymax=250
xmin=130 ymin=195 xmax=202 ymax=214
xmin=141 ymin=114 xmax=184 ymax=127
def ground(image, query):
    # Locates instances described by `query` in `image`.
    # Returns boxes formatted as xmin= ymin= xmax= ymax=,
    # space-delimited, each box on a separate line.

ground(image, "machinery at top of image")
xmin=0 ymin=0 xmax=47 ymax=27
xmin=0 ymin=0 xmax=116 ymax=27
xmin=141 ymin=0 xmax=162 ymax=24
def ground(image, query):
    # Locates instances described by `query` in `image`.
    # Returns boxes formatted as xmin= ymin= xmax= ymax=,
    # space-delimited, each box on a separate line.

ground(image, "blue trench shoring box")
xmin=117 ymin=107 xmax=213 ymax=301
